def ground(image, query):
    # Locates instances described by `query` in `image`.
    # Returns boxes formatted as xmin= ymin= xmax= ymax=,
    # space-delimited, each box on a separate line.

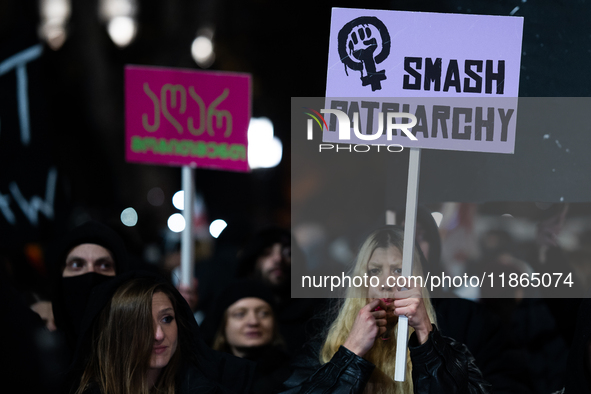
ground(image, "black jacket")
xmin=561 ymin=298 xmax=591 ymax=394
xmin=432 ymin=297 xmax=533 ymax=393
xmin=244 ymin=345 xmax=293 ymax=394
xmin=280 ymin=325 xmax=492 ymax=394
xmin=63 ymin=270 xmax=255 ymax=394
xmin=50 ymin=221 xmax=132 ymax=356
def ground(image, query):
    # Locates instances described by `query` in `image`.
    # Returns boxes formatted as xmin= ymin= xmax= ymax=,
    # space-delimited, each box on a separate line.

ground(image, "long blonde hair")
xmin=75 ymin=278 xmax=182 ymax=394
xmin=320 ymin=226 xmax=436 ymax=394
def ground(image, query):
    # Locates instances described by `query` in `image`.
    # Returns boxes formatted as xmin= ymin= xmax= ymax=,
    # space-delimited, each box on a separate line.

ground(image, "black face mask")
xmin=60 ymin=272 xmax=114 ymax=348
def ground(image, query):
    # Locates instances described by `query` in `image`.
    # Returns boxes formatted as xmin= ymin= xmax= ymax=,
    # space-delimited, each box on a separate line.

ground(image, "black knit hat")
xmin=50 ymin=221 xmax=130 ymax=354
xmin=55 ymin=220 xmax=129 ymax=273
xmin=201 ymin=279 xmax=277 ymax=345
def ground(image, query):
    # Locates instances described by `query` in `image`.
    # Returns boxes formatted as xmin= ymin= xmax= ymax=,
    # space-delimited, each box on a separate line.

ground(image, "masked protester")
xmin=49 ymin=221 xmax=131 ymax=356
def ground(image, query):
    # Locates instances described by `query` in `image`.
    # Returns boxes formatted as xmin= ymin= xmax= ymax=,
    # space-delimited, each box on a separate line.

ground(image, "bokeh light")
xmin=431 ymin=212 xmax=443 ymax=227
xmin=120 ymin=207 xmax=138 ymax=227
xmin=172 ymin=190 xmax=184 ymax=210
xmin=107 ymin=16 xmax=137 ymax=47
xmin=147 ymin=187 xmax=164 ymax=206
xmin=209 ymin=219 xmax=227 ymax=238
xmin=167 ymin=213 xmax=185 ymax=233
xmin=248 ymin=117 xmax=282 ymax=169
xmin=191 ymin=36 xmax=215 ymax=68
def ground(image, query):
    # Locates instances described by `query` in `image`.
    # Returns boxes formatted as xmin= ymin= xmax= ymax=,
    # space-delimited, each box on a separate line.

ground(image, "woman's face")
xmin=225 ymin=297 xmax=274 ymax=355
xmin=150 ymin=292 xmax=178 ymax=372
xmin=367 ymin=246 xmax=403 ymax=308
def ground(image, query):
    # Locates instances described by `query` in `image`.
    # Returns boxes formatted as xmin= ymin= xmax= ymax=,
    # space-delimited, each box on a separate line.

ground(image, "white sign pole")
xmin=394 ymin=147 xmax=421 ymax=382
xmin=181 ymin=165 xmax=195 ymax=287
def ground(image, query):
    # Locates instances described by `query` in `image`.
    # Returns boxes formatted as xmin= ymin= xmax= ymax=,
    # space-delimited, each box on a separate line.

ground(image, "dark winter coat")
xmin=280 ymin=325 xmax=493 ymax=394
xmin=62 ymin=270 xmax=255 ymax=394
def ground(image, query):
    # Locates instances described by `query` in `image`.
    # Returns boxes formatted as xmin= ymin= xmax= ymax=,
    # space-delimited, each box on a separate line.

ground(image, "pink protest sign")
xmin=325 ymin=8 xmax=523 ymax=154
xmin=125 ymin=65 xmax=251 ymax=171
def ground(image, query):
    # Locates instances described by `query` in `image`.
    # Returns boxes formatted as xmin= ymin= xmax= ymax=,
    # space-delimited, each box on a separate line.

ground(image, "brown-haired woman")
xmin=65 ymin=271 xmax=255 ymax=394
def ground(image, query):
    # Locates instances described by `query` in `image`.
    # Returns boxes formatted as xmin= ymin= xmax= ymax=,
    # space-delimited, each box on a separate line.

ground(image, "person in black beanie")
xmin=202 ymin=279 xmax=291 ymax=394
xmin=235 ymin=227 xmax=324 ymax=354
xmin=49 ymin=221 xmax=132 ymax=362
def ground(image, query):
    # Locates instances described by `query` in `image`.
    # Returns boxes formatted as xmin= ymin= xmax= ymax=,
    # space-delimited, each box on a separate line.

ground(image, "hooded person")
xmin=235 ymin=227 xmax=324 ymax=354
xmin=201 ymin=279 xmax=292 ymax=394
xmin=236 ymin=227 xmax=292 ymax=292
xmin=63 ymin=270 xmax=255 ymax=394
xmin=49 ymin=221 xmax=132 ymax=356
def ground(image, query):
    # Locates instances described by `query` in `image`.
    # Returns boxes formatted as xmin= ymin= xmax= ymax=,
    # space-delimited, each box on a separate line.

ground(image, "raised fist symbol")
xmin=348 ymin=25 xmax=378 ymax=64
xmin=338 ymin=17 xmax=390 ymax=91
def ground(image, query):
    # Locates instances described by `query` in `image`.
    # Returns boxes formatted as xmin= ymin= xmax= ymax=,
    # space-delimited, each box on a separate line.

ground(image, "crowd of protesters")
xmin=2 ymin=202 xmax=591 ymax=393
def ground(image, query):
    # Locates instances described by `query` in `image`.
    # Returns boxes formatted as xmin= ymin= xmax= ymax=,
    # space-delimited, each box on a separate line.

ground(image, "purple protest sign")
xmin=125 ymin=65 xmax=251 ymax=171
xmin=324 ymin=8 xmax=523 ymax=154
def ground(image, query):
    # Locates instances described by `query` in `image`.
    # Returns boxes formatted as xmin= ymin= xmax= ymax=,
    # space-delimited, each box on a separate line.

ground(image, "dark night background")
xmin=1 ymin=0 xmax=591 ymax=270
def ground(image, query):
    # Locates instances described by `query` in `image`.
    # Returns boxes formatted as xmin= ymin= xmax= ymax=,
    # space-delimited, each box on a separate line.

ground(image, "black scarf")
xmin=50 ymin=221 xmax=130 ymax=353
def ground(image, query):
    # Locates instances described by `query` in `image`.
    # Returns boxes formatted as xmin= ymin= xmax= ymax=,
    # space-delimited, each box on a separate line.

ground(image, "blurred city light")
xmin=191 ymin=37 xmax=214 ymax=68
xmin=172 ymin=190 xmax=184 ymax=210
xmin=147 ymin=187 xmax=164 ymax=206
xmin=248 ymin=117 xmax=282 ymax=169
xmin=168 ymin=213 xmax=185 ymax=233
xmin=120 ymin=207 xmax=138 ymax=227
xmin=100 ymin=0 xmax=135 ymax=17
xmin=431 ymin=212 xmax=443 ymax=227
xmin=191 ymin=28 xmax=215 ymax=68
xmin=209 ymin=219 xmax=227 ymax=238
xmin=39 ymin=0 xmax=71 ymax=50
xmin=100 ymin=0 xmax=137 ymax=47
xmin=107 ymin=16 xmax=137 ymax=47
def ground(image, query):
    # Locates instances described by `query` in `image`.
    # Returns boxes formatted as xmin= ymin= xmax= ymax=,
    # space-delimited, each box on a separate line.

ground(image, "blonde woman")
xmin=281 ymin=226 xmax=491 ymax=394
